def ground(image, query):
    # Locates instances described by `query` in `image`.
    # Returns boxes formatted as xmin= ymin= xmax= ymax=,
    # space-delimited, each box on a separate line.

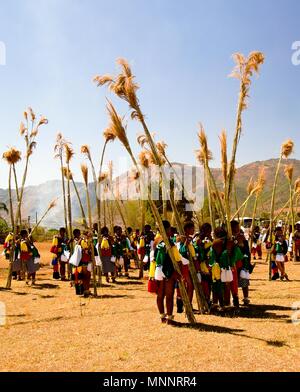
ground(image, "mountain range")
xmin=0 ymin=158 xmax=299 ymax=228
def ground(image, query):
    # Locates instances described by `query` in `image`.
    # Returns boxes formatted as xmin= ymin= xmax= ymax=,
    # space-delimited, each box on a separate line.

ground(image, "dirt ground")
xmin=0 ymin=241 xmax=299 ymax=372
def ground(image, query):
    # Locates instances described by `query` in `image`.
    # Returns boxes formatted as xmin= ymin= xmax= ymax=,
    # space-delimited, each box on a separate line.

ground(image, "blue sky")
xmin=0 ymin=0 xmax=299 ymax=188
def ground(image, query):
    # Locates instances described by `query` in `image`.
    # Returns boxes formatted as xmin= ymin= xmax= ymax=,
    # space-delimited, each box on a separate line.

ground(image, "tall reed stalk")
xmin=81 ymin=164 xmax=98 ymax=297
xmin=102 ymin=98 xmax=196 ymax=322
xmin=269 ymin=141 xmax=294 ymax=279
xmin=4 ymin=109 xmax=48 ymax=289
xmin=225 ymin=52 xmax=264 ymax=237
xmin=54 ymin=133 xmax=69 ymax=230
xmin=249 ymin=167 xmax=265 ymax=252
xmin=284 ymin=164 xmax=296 ymax=262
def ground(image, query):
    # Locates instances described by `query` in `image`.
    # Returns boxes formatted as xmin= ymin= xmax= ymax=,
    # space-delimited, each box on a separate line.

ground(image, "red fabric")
xmin=236 ymin=260 xmax=243 ymax=270
xmin=252 ymin=244 xmax=262 ymax=257
xmin=148 ymin=279 xmax=157 ymax=294
xmin=20 ymin=252 xmax=31 ymax=261
xmin=181 ymin=265 xmax=190 ymax=281
xmin=201 ymin=280 xmax=211 ymax=301
xmin=101 ymin=249 xmax=112 ymax=257
xmin=81 ymin=252 xmax=91 ymax=263
xmin=50 ymin=245 xmax=59 ymax=255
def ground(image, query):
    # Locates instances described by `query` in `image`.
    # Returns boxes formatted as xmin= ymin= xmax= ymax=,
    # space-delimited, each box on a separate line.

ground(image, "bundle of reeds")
xmin=54 ymin=133 xmax=70 ymax=230
xmin=64 ymin=144 xmax=75 ymax=242
xmin=248 ymin=167 xmax=266 ymax=252
xmin=4 ymin=108 xmax=48 ymax=289
xmin=81 ymin=164 xmax=98 ymax=297
xmin=284 ymin=164 xmax=296 ymax=261
xmin=94 ymin=61 xmax=206 ymax=321
xmin=62 ymin=167 xmax=88 ymax=229
xmin=268 ymin=140 xmax=294 ymax=278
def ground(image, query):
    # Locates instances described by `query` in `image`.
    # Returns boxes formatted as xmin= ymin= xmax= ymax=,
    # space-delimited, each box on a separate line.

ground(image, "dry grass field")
xmin=0 ymin=242 xmax=299 ymax=372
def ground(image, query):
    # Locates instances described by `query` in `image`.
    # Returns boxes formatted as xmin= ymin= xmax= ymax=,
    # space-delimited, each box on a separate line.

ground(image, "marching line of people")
xmin=3 ymin=219 xmax=298 ymax=324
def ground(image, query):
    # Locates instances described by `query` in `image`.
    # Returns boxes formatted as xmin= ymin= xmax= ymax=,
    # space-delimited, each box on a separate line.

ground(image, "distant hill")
xmin=0 ymin=159 xmax=299 ymax=228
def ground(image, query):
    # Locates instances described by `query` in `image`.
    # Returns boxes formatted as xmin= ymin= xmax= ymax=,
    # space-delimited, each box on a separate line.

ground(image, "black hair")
xmin=201 ymin=223 xmax=212 ymax=232
xmin=214 ymin=227 xmax=227 ymax=239
xmin=184 ymin=221 xmax=195 ymax=232
xmin=20 ymin=229 xmax=28 ymax=237
xmin=73 ymin=229 xmax=81 ymax=238
xmin=230 ymin=220 xmax=239 ymax=230
xmin=101 ymin=226 xmax=109 ymax=235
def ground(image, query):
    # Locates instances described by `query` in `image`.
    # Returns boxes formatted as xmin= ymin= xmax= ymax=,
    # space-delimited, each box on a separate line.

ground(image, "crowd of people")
xmin=3 ymin=219 xmax=300 ymax=324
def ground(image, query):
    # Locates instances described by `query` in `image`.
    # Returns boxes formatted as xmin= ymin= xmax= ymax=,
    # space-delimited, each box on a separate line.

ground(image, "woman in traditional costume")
xmin=71 ymin=229 xmax=92 ymax=297
xmin=99 ymin=226 xmax=116 ymax=283
xmin=50 ymin=228 xmax=69 ymax=280
xmin=154 ymin=220 xmax=180 ymax=325
xmin=273 ymin=227 xmax=289 ymax=281
xmin=20 ymin=230 xmax=40 ymax=285
xmin=112 ymin=226 xmax=130 ymax=278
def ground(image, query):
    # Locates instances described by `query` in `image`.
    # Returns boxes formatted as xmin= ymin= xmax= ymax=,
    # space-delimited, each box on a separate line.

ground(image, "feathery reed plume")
xmin=226 ymin=51 xmax=264 ymax=237
xmin=3 ymin=148 xmax=22 ymax=165
xmin=93 ymin=74 xmax=115 ymax=87
xmin=156 ymin=140 xmax=168 ymax=157
xmin=99 ymin=172 xmax=108 ymax=183
xmin=138 ymin=150 xmax=151 ymax=169
xmin=284 ymin=164 xmax=294 ymax=182
xmin=196 ymin=125 xmax=213 ymax=164
xmin=269 ymin=139 xmax=294 ymax=278
xmin=106 ymin=100 xmax=130 ymax=149
xmin=247 ymin=177 xmax=255 ymax=195
xmin=103 ymin=127 xmax=116 ymax=142
xmin=64 ymin=144 xmax=74 ymax=164
xmin=81 ymin=144 xmax=91 ymax=158
xmin=137 ymin=133 xmax=148 ymax=148
xmin=62 ymin=166 xmax=72 ymax=180
xmin=281 ymin=140 xmax=294 ymax=159
xmin=37 ymin=116 xmax=48 ymax=127
xmin=257 ymin=166 xmax=266 ymax=190
xmin=28 ymin=107 xmax=36 ymax=122
xmin=81 ymin=164 xmax=88 ymax=186
xmin=19 ymin=122 xmax=27 ymax=136
xmin=294 ymin=178 xmax=300 ymax=194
